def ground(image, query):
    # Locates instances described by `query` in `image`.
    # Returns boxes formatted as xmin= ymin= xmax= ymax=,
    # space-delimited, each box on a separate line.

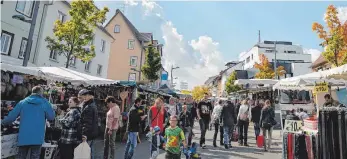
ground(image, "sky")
xmin=95 ymin=0 xmax=347 ymax=89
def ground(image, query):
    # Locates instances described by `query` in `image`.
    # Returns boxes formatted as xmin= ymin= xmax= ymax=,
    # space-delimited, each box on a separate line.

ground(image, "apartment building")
xmin=105 ymin=9 xmax=154 ymax=82
xmin=239 ymin=41 xmax=312 ymax=78
xmin=1 ymin=1 xmax=113 ymax=78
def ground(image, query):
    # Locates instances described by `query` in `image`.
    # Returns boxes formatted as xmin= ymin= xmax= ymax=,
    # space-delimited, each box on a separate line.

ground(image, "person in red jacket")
xmin=148 ymin=98 xmax=169 ymax=135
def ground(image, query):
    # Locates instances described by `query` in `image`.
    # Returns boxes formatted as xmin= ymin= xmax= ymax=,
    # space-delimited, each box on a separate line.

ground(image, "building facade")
xmin=311 ymin=54 xmax=331 ymax=72
xmin=239 ymin=41 xmax=312 ymax=78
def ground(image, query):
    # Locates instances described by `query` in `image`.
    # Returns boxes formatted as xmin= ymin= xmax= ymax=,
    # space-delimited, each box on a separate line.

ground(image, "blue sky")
xmin=95 ymin=1 xmax=347 ymax=88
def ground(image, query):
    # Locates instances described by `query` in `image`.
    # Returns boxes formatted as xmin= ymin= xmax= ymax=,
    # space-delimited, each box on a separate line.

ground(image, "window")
xmin=114 ymin=25 xmax=120 ymax=33
xmin=128 ymin=39 xmax=135 ymax=49
xmin=18 ymin=38 xmax=28 ymax=59
xmin=128 ymin=73 xmax=136 ymax=81
xmin=1 ymin=31 xmax=14 ymax=55
xmin=287 ymin=51 xmax=296 ymax=54
xmin=130 ymin=56 xmax=138 ymax=67
xmin=69 ymin=56 xmax=76 ymax=66
xmin=85 ymin=61 xmax=91 ymax=71
xmin=100 ymin=39 xmax=105 ymax=52
xmin=97 ymin=64 xmax=102 ymax=75
xmin=16 ymin=1 xmax=34 ymax=17
xmin=57 ymin=11 xmax=66 ymax=23
xmin=49 ymin=50 xmax=58 ymax=60
xmin=246 ymin=57 xmax=250 ymax=63
xmin=251 ymin=54 xmax=253 ymax=60
xmin=265 ymin=49 xmax=274 ymax=53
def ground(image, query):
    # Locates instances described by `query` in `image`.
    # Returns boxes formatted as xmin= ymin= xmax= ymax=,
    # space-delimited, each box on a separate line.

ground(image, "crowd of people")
xmin=2 ymin=85 xmax=279 ymax=159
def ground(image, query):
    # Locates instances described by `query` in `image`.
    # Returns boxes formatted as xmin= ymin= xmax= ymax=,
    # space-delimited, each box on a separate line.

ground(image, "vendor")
xmin=323 ymin=94 xmax=341 ymax=107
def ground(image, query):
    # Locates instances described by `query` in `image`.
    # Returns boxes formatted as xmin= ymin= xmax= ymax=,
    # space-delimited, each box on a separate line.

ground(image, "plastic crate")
xmin=304 ymin=119 xmax=318 ymax=130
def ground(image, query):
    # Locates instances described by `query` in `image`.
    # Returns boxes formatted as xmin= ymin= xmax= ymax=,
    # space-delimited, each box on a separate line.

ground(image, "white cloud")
xmin=124 ymin=0 xmax=138 ymax=6
xmin=303 ymin=48 xmax=322 ymax=62
xmin=337 ymin=7 xmax=347 ymax=23
xmin=141 ymin=0 xmax=162 ymax=16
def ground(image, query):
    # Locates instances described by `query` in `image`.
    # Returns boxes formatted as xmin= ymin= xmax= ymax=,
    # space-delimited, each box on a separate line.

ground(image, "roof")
xmin=105 ymin=9 xmax=152 ymax=44
xmin=61 ymin=1 xmax=114 ymax=40
xmin=204 ymin=75 xmax=218 ymax=85
xmin=311 ymin=54 xmax=327 ymax=68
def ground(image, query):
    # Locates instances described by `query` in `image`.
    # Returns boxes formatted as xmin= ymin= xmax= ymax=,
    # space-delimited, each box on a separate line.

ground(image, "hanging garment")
xmin=288 ymin=133 xmax=293 ymax=159
xmin=283 ymin=133 xmax=288 ymax=159
xmin=294 ymin=134 xmax=308 ymax=159
xmin=312 ymin=134 xmax=318 ymax=159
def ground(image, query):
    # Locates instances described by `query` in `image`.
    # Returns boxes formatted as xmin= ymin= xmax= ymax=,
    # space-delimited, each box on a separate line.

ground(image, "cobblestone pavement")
xmin=94 ymin=122 xmax=283 ymax=159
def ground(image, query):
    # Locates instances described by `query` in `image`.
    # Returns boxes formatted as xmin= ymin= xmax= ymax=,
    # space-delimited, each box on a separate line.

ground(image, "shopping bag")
xmin=257 ymin=135 xmax=264 ymax=148
xmin=74 ymin=141 xmax=91 ymax=159
xmin=231 ymin=127 xmax=238 ymax=142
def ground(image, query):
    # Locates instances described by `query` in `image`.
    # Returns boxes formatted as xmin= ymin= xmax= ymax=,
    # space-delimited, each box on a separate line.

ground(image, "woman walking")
xmin=251 ymin=100 xmax=262 ymax=140
xmin=103 ymin=96 xmax=120 ymax=159
xmin=259 ymin=100 xmax=276 ymax=152
xmin=211 ymin=100 xmax=224 ymax=147
xmin=237 ymin=99 xmax=252 ymax=146
xmin=59 ymin=97 xmax=82 ymax=159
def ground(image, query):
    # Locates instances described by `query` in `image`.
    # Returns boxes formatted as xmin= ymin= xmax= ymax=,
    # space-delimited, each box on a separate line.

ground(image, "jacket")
xmin=2 ymin=94 xmax=55 ymax=146
xmin=220 ymin=103 xmax=237 ymax=127
xmin=127 ymin=104 xmax=142 ymax=132
xmin=148 ymin=106 xmax=168 ymax=133
xmin=259 ymin=107 xmax=275 ymax=127
xmin=237 ymin=104 xmax=252 ymax=121
xmin=60 ymin=107 xmax=81 ymax=144
xmin=211 ymin=104 xmax=223 ymax=124
xmin=251 ymin=106 xmax=262 ymax=123
xmin=80 ymin=99 xmax=99 ymax=140
xmin=179 ymin=111 xmax=191 ymax=128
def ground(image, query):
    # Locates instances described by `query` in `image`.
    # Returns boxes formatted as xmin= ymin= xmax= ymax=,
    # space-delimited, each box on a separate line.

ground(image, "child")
xmin=164 ymin=115 xmax=188 ymax=159
xmin=146 ymin=126 xmax=165 ymax=159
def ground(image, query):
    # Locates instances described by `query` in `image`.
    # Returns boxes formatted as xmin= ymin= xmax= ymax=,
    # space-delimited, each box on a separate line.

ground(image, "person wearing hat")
xmin=78 ymin=89 xmax=99 ymax=159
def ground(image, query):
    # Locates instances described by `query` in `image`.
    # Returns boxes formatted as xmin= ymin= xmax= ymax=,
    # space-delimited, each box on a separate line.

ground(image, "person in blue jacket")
xmin=1 ymin=86 xmax=55 ymax=159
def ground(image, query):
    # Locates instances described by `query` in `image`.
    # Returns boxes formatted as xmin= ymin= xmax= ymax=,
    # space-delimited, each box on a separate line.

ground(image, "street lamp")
xmin=171 ymin=66 xmax=179 ymax=87
xmin=12 ymin=1 xmax=40 ymax=66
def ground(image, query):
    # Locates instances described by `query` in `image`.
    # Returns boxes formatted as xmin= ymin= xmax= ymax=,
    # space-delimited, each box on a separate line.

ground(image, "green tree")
xmin=225 ymin=71 xmax=241 ymax=94
xmin=141 ymin=45 xmax=162 ymax=82
xmin=45 ymin=0 xmax=109 ymax=68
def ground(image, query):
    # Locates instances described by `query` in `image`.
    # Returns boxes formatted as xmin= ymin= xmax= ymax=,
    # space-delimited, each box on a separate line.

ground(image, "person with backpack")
xmin=237 ymin=99 xmax=252 ymax=146
xmin=59 ymin=97 xmax=82 ymax=159
xmin=103 ymin=96 xmax=120 ymax=159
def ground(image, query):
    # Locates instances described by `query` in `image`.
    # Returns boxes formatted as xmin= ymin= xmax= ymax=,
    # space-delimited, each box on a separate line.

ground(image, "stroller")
xmin=183 ymin=142 xmax=201 ymax=159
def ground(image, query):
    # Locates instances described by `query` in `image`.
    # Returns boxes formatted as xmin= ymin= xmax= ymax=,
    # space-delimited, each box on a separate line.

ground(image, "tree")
xmin=254 ymin=54 xmax=286 ymax=79
xmin=225 ymin=71 xmax=241 ymax=94
xmin=141 ymin=45 xmax=162 ymax=82
xmin=312 ymin=5 xmax=347 ymax=67
xmin=192 ymin=85 xmax=210 ymax=101
xmin=45 ymin=0 xmax=109 ymax=68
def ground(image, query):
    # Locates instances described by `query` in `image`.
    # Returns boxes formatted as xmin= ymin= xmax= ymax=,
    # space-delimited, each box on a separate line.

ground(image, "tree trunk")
xmin=334 ymin=49 xmax=339 ymax=67
xmin=65 ymin=52 xmax=71 ymax=68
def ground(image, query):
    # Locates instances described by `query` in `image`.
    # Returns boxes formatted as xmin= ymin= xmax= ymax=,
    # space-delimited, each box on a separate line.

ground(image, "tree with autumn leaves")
xmin=254 ymin=54 xmax=286 ymax=79
xmin=312 ymin=5 xmax=347 ymax=67
xmin=191 ymin=85 xmax=210 ymax=101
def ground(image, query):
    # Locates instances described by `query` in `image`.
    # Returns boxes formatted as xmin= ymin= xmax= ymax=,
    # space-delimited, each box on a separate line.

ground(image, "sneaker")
xmin=201 ymin=144 xmax=207 ymax=149
xmin=224 ymin=144 xmax=229 ymax=149
xmin=244 ymin=143 xmax=249 ymax=147
xmin=213 ymin=143 xmax=217 ymax=147
xmin=228 ymin=144 xmax=232 ymax=148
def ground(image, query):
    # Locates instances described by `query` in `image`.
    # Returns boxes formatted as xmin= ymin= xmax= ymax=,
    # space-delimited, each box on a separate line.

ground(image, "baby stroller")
xmin=184 ymin=142 xmax=201 ymax=159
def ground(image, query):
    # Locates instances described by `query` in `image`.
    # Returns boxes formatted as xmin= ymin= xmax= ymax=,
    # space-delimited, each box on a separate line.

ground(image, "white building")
xmin=239 ymin=41 xmax=312 ymax=78
xmin=1 ymin=1 xmax=44 ymax=66
xmin=1 ymin=1 xmax=113 ymax=78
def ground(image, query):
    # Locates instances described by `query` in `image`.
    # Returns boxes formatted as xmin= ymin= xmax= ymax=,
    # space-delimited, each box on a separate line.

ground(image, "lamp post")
xmin=12 ymin=1 xmax=40 ymax=66
xmin=171 ymin=65 xmax=179 ymax=88
xmin=273 ymin=41 xmax=278 ymax=79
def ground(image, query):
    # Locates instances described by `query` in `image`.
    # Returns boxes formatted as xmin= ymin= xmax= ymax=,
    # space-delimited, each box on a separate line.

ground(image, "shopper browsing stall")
xmin=2 ymin=86 xmax=55 ymax=159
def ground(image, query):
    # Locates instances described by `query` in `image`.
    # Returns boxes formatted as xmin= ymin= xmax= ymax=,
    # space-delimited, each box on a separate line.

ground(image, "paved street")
xmin=94 ymin=122 xmax=282 ymax=159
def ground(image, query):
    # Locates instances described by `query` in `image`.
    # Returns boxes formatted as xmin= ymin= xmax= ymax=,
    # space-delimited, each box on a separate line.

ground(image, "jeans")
xmin=223 ymin=125 xmax=234 ymax=145
xmin=254 ymin=122 xmax=261 ymax=138
xmin=238 ymin=120 xmax=249 ymax=144
xmin=262 ymin=127 xmax=273 ymax=150
xmin=124 ymin=132 xmax=138 ymax=159
xmin=59 ymin=143 xmax=78 ymax=159
xmin=104 ymin=128 xmax=117 ymax=159
xmin=87 ymin=140 xmax=95 ymax=159
xmin=165 ymin=151 xmax=181 ymax=159
xmin=213 ymin=123 xmax=223 ymax=145
xmin=184 ymin=127 xmax=191 ymax=146
xmin=199 ymin=118 xmax=209 ymax=145
xmin=16 ymin=145 xmax=41 ymax=159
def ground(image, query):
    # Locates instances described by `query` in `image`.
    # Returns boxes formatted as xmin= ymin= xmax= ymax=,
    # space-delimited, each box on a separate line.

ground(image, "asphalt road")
xmin=94 ymin=121 xmax=283 ymax=159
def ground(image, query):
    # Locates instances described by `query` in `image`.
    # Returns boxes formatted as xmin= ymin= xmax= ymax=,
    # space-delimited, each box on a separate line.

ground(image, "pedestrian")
xmin=148 ymin=98 xmax=169 ymax=135
xmin=78 ymin=89 xmax=99 ymax=159
xmin=59 ymin=97 xmax=82 ymax=159
xmin=298 ymin=108 xmax=309 ymax=120
xmin=103 ymin=96 xmax=121 ymax=159
xmin=147 ymin=126 xmax=165 ymax=159
xmin=188 ymin=99 xmax=197 ymax=146
xmin=237 ymin=99 xmax=252 ymax=146
xmin=167 ymin=97 xmax=178 ymax=116
xmin=164 ymin=115 xmax=188 ymax=159
xmin=179 ymin=105 xmax=192 ymax=146
xmin=124 ymin=98 xmax=147 ymax=159
xmin=211 ymin=100 xmax=223 ymax=147
xmin=286 ymin=109 xmax=300 ymax=120
xmin=196 ymin=93 xmax=212 ymax=149
xmin=2 ymin=86 xmax=55 ymax=159
xmin=259 ymin=100 xmax=276 ymax=152
xmin=220 ymin=100 xmax=237 ymax=149
xmin=251 ymin=100 xmax=262 ymax=140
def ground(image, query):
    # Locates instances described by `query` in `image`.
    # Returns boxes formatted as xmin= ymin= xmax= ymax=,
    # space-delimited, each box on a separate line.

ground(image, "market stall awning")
xmin=273 ymin=64 xmax=347 ymax=90
xmin=36 ymin=67 xmax=119 ymax=86
xmin=157 ymin=84 xmax=176 ymax=95
xmin=118 ymin=81 xmax=136 ymax=87
xmin=234 ymin=79 xmax=278 ymax=85
xmin=1 ymin=63 xmax=40 ymax=76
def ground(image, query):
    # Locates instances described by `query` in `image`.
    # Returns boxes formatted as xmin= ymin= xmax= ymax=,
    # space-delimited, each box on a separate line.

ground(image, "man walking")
xmin=196 ymin=93 xmax=212 ymax=149
xmin=2 ymin=86 xmax=55 ymax=159
xmin=79 ymin=89 xmax=99 ymax=159
xmin=220 ymin=101 xmax=237 ymax=149
xmin=124 ymin=98 xmax=147 ymax=159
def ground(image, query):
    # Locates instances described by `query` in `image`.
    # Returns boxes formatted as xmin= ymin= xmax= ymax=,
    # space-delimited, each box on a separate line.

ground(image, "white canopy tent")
xmin=234 ymin=79 xmax=279 ymax=85
xmin=1 ymin=63 xmax=41 ymax=76
xmin=273 ymin=64 xmax=347 ymax=90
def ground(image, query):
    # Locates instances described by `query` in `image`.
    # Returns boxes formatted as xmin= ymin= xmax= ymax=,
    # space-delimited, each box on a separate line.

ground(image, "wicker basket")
xmin=304 ymin=119 xmax=318 ymax=130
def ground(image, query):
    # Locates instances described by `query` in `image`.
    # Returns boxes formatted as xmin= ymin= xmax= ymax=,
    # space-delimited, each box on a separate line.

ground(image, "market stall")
xmin=273 ymin=64 xmax=347 ymax=159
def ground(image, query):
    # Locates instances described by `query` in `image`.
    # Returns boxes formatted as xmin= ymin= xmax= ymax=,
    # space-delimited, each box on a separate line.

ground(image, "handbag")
xmin=74 ymin=141 xmax=91 ymax=159
xmin=239 ymin=107 xmax=249 ymax=121
xmin=257 ymin=135 xmax=264 ymax=148
xmin=231 ymin=127 xmax=238 ymax=142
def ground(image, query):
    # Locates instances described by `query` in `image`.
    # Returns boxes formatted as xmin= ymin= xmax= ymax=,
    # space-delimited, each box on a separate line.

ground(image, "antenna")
xmin=258 ymin=30 xmax=261 ymax=44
